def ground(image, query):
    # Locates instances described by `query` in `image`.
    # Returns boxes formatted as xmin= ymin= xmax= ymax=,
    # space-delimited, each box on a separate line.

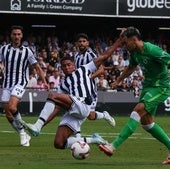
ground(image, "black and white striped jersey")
xmin=74 ymin=48 xmax=97 ymax=68
xmin=58 ymin=61 xmax=97 ymax=105
xmin=0 ymin=44 xmax=37 ymax=88
xmin=74 ymin=48 xmax=98 ymax=100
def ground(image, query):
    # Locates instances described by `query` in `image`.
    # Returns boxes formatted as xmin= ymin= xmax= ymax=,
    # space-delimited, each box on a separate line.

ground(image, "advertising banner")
xmin=0 ymin=0 xmax=169 ymax=18
xmin=0 ymin=0 xmax=117 ymax=17
xmin=119 ymin=0 xmax=170 ymax=18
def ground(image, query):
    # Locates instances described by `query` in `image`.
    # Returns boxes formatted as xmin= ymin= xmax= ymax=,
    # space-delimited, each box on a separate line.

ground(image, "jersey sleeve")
xmin=84 ymin=60 xmax=97 ymax=73
xmin=0 ymin=47 xmax=2 ymax=62
xmin=27 ymin=47 xmax=38 ymax=65
xmin=0 ymin=45 xmax=4 ymax=62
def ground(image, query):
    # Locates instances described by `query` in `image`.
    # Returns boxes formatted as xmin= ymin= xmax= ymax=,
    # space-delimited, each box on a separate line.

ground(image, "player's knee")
xmin=8 ymin=105 xmax=17 ymax=114
xmin=87 ymin=112 xmax=96 ymax=120
xmin=5 ymin=112 xmax=13 ymax=121
xmin=133 ymin=102 xmax=145 ymax=115
xmin=54 ymin=139 xmax=65 ymax=149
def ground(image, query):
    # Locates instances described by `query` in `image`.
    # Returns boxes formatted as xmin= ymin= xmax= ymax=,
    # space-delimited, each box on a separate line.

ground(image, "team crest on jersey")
xmin=143 ymin=59 xmax=147 ymax=64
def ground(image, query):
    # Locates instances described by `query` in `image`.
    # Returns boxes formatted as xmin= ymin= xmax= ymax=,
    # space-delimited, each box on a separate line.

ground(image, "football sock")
xmin=65 ymin=137 xmax=84 ymax=148
xmin=10 ymin=111 xmax=25 ymax=134
xmin=95 ymin=111 xmax=104 ymax=119
xmin=34 ymin=118 xmax=45 ymax=131
xmin=113 ymin=111 xmax=140 ymax=149
xmin=39 ymin=100 xmax=55 ymax=122
xmin=65 ymin=136 xmax=99 ymax=149
xmin=34 ymin=100 xmax=55 ymax=131
xmin=143 ymin=123 xmax=170 ymax=149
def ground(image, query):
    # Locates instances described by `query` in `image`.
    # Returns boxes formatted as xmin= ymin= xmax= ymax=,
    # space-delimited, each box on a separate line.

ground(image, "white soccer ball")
xmin=71 ymin=141 xmax=90 ymax=160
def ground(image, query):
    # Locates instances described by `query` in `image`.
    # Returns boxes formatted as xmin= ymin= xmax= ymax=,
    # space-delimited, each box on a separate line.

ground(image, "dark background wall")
xmin=0 ymin=90 xmax=168 ymax=116
xmin=1 ymin=13 xmax=170 ymax=43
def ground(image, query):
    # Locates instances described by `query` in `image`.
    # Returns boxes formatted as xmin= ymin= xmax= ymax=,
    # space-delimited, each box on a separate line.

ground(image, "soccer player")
xmin=0 ymin=25 xmax=48 ymax=146
xmin=99 ymin=26 xmax=170 ymax=164
xmin=46 ymin=33 xmax=115 ymax=127
xmin=21 ymin=33 xmax=115 ymax=137
xmin=74 ymin=33 xmax=115 ymax=125
xmin=21 ymin=37 xmax=122 ymax=149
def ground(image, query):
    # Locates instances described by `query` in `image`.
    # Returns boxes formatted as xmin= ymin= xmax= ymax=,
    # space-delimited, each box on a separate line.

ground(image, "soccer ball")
xmin=71 ymin=141 xmax=90 ymax=160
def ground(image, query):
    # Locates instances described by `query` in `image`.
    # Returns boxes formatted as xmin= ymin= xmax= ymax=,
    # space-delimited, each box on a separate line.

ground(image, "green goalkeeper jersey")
xmin=130 ymin=42 xmax=170 ymax=88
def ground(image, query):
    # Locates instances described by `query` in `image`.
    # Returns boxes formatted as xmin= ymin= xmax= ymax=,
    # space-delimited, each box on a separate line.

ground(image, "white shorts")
xmin=59 ymin=95 xmax=91 ymax=134
xmin=90 ymin=99 xmax=97 ymax=111
xmin=1 ymin=84 xmax=26 ymax=103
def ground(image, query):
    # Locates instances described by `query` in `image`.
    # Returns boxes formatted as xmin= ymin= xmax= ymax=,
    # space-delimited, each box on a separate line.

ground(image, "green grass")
xmin=1 ymin=115 xmax=170 ymax=169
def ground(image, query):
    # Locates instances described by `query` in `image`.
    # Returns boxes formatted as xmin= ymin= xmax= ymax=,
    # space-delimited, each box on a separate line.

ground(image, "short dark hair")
xmin=60 ymin=56 xmax=74 ymax=64
xmin=11 ymin=25 xmax=23 ymax=32
xmin=76 ymin=33 xmax=89 ymax=41
xmin=121 ymin=26 xmax=141 ymax=40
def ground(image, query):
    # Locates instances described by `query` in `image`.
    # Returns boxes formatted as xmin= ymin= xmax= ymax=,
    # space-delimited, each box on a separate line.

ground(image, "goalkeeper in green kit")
xmin=99 ymin=26 xmax=170 ymax=164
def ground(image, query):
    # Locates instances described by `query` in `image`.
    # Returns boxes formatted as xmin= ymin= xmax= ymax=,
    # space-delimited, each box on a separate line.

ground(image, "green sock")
xmin=146 ymin=123 xmax=170 ymax=149
xmin=113 ymin=118 xmax=139 ymax=149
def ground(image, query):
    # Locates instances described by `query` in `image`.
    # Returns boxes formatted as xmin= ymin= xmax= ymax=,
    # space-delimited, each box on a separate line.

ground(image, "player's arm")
xmin=111 ymin=65 xmax=136 ymax=89
xmin=33 ymin=63 xmax=49 ymax=90
xmin=116 ymin=65 xmax=136 ymax=83
xmin=91 ymin=65 xmax=105 ymax=79
xmin=94 ymin=38 xmax=123 ymax=68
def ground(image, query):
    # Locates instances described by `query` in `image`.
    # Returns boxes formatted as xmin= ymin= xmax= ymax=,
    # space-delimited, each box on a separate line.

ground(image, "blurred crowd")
xmin=0 ymin=29 xmax=169 ymax=97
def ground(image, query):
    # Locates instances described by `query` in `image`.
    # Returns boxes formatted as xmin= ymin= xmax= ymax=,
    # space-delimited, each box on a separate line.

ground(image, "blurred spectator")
xmin=31 ymin=68 xmax=39 ymax=80
xmin=129 ymin=79 xmax=140 ymax=98
xmin=118 ymin=55 xmax=126 ymax=71
xmin=48 ymin=50 xmax=61 ymax=72
xmin=117 ymin=80 xmax=130 ymax=92
xmin=108 ymin=74 xmax=117 ymax=88
xmin=94 ymin=40 xmax=104 ymax=56
xmin=27 ymin=72 xmax=37 ymax=89
xmin=48 ymin=68 xmax=61 ymax=88
xmin=97 ymin=74 xmax=109 ymax=91
xmin=38 ymin=56 xmax=47 ymax=69
xmin=49 ymin=81 xmax=57 ymax=91
xmin=122 ymin=49 xmax=130 ymax=66
xmin=33 ymin=78 xmax=46 ymax=91
xmin=69 ymin=45 xmax=78 ymax=58
xmin=39 ymin=48 xmax=50 ymax=67
xmin=111 ymin=50 xmax=119 ymax=64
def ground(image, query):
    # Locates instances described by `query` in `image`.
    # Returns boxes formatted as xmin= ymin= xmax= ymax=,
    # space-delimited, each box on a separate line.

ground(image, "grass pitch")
xmin=0 ymin=115 xmax=170 ymax=169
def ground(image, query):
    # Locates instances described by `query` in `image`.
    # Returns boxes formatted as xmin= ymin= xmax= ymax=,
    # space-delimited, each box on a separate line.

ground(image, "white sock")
xmin=65 ymin=137 xmax=84 ymax=148
xmin=86 ymin=137 xmax=97 ymax=143
xmin=13 ymin=111 xmax=25 ymax=134
xmin=65 ymin=135 xmax=101 ymax=149
xmin=34 ymin=101 xmax=55 ymax=131
xmin=34 ymin=119 xmax=45 ymax=131
xmin=95 ymin=111 xmax=104 ymax=119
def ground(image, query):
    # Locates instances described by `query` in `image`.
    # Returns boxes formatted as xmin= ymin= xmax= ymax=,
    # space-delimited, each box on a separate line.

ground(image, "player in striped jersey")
xmin=74 ymin=33 xmax=115 ymax=126
xmin=0 ymin=25 xmax=48 ymax=146
xmin=37 ymin=33 xmax=115 ymax=130
xmin=21 ymin=37 xmax=122 ymax=149
xmin=20 ymin=33 xmax=115 ymax=138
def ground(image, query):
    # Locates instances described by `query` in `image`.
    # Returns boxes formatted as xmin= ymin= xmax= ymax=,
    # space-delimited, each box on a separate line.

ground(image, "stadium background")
xmin=0 ymin=0 xmax=170 ymax=115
